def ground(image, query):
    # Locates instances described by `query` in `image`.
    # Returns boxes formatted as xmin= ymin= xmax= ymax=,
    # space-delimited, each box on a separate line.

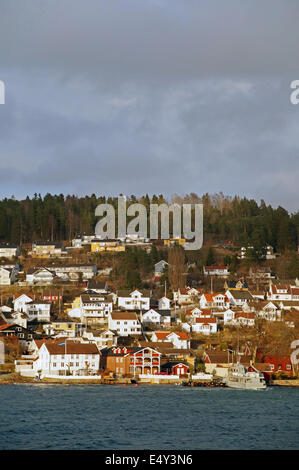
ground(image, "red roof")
xmin=235 ymin=312 xmax=255 ymax=319
xmin=45 ymin=341 xmax=100 ymax=355
xmin=0 ymin=323 xmax=14 ymax=331
xmin=204 ymin=265 xmax=228 ymax=270
xmin=196 ymin=317 xmax=217 ymax=324
xmin=155 ymin=332 xmax=171 ymax=340
xmin=202 ymin=294 xmax=214 ymax=302
xmin=175 ymin=332 xmax=191 ymax=340
xmin=200 ymin=308 xmax=212 ymax=315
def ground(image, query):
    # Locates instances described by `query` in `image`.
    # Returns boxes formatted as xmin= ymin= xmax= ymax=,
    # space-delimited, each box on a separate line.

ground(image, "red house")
xmin=172 ymin=363 xmax=189 ymax=376
xmin=261 ymin=354 xmax=294 ymax=376
xmin=42 ymin=294 xmax=63 ymax=303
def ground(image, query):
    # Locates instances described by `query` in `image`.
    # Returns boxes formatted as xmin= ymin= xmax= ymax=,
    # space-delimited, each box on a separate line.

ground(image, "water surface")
xmin=0 ymin=384 xmax=298 ymax=449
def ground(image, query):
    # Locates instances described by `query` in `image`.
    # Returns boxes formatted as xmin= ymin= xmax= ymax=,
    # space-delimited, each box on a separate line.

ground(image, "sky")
xmin=0 ymin=0 xmax=299 ymax=211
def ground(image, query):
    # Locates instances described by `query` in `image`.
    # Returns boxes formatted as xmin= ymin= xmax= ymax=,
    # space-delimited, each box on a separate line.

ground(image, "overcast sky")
xmin=0 ymin=1 xmax=299 ymax=211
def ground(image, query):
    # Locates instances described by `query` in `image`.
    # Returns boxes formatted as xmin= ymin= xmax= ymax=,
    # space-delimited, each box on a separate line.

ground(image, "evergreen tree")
xmin=205 ymin=247 xmax=215 ymax=266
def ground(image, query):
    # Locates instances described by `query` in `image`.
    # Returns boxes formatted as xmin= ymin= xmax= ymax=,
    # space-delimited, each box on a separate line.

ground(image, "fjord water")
xmin=0 ymin=384 xmax=298 ymax=450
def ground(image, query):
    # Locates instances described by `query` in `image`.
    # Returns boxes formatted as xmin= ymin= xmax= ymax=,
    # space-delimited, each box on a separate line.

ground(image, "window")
xmin=286 ymin=365 xmax=291 ymax=370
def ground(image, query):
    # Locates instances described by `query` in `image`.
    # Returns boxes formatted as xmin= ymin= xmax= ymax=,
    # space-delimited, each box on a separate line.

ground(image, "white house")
xmin=173 ymin=288 xmax=200 ymax=305
xmin=268 ymin=284 xmax=292 ymax=301
xmin=192 ymin=317 xmax=217 ymax=335
xmin=1 ymin=311 xmax=28 ymax=329
xmin=154 ymin=260 xmax=168 ymax=277
xmin=0 ymin=244 xmax=20 ymax=259
xmin=141 ymin=309 xmax=161 ymax=326
xmin=222 ymin=309 xmax=235 ymax=324
xmin=13 ymin=294 xmax=33 ymax=312
xmin=108 ymin=311 xmax=142 ymax=336
xmin=117 ymin=289 xmax=150 ymax=311
xmin=291 ymin=287 xmax=299 ymax=301
xmin=185 ymin=307 xmax=204 ymax=319
xmin=151 ymin=331 xmax=191 ymax=349
xmin=79 ymin=294 xmax=113 ymax=324
xmin=165 ymin=331 xmax=191 ymax=349
xmin=225 ymin=289 xmax=254 ymax=307
xmin=203 ymin=265 xmax=229 ymax=277
xmin=200 ymin=293 xmax=229 ymax=309
xmin=0 ymin=266 xmax=17 ymax=285
xmin=46 ymin=264 xmax=97 ymax=281
xmin=34 ymin=340 xmax=100 ymax=376
xmin=255 ymin=302 xmax=281 ymax=322
xmin=26 ymin=267 xmax=54 ymax=285
xmin=31 ymin=241 xmax=64 ymax=257
xmin=232 ymin=312 xmax=255 ymax=327
xmin=23 ymin=300 xmax=51 ymax=322
xmin=158 ymin=297 xmax=171 ymax=310
xmin=82 ymin=330 xmax=117 ymax=349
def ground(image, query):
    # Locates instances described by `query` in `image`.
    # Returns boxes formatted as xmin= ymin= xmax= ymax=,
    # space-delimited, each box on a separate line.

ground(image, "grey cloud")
xmin=0 ymin=2 xmax=298 ymax=211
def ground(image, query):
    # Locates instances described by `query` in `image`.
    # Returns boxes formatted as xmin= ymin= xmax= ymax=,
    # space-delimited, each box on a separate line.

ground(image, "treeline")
xmin=0 ymin=192 xmax=298 ymax=252
xmin=109 ymin=245 xmax=164 ymax=289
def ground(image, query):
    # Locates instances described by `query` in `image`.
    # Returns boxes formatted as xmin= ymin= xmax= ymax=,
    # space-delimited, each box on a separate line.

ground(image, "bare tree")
xmin=168 ymin=246 xmax=186 ymax=291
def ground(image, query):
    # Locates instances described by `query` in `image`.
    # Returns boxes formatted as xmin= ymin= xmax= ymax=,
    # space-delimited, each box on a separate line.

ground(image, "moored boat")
xmin=224 ymin=363 xmax=267 ymax=390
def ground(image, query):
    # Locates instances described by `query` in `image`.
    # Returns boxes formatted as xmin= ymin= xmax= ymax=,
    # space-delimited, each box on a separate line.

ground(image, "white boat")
xmin=225 ymin=363 xmax=267 ymax=390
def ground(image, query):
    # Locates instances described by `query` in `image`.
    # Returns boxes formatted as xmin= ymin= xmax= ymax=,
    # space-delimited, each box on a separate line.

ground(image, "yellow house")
xmin=164 ymin=238 xmax=186 ymax=247
xmin=65 ymin=295 xmax=81 ymax=314
xmin=51 ymin=320 xmax=76 ymax=335
xmin=91 ymin=239 xmax=125 ymax=252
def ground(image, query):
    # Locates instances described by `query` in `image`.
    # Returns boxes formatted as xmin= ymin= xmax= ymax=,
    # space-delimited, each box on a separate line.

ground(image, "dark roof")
xmin=227 ymin=290 xmax=254 ymax=300
xmin=45 ymin=341 xmax=100 ymax=355
xmin=204 ymin=350 xmax=252 ymax=364
xmin=111 ymin=311 xmax=137 ymax=321
xmin=81 ymin=294 xmax=112 ymax=303
xmin=34 ymin=241 xmax=64 ymax=247
xmin=87 ymin=281 xmax=108 ymax=290
xmin=26 ymin=267 xmax=54 ymax=274
xmin=226 ymin=280 xmax=248 ymax=288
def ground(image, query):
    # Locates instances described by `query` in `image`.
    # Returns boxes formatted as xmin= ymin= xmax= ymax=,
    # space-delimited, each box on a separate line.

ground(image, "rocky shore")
xmin=1 ymin=373 xmax=299 ymax=387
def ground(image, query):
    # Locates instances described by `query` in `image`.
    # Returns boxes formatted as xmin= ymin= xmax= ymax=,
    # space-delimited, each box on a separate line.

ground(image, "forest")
xmin=0 ymin=192 xmax=298 ymax=252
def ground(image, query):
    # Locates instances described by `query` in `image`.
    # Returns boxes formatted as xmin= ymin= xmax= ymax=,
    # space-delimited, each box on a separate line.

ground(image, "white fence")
xmin=139 ymin=374 xmax=180 ymax=380
xmin=40 ymin=374 xmax=102 ymax=380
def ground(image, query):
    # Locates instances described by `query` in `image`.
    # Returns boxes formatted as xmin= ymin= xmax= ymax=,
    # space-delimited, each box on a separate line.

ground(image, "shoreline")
xmin=1 ymin=374 xmax=299 ymax=387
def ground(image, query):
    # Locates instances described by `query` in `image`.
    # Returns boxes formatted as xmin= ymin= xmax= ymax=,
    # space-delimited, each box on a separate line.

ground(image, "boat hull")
xmin=225 ymin=378 xmax=266 ymax=390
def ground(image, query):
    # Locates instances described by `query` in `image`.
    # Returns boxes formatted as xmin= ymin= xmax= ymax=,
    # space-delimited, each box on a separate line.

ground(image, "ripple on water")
xmin=0 ymin=384 xmax=298 ymax=449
